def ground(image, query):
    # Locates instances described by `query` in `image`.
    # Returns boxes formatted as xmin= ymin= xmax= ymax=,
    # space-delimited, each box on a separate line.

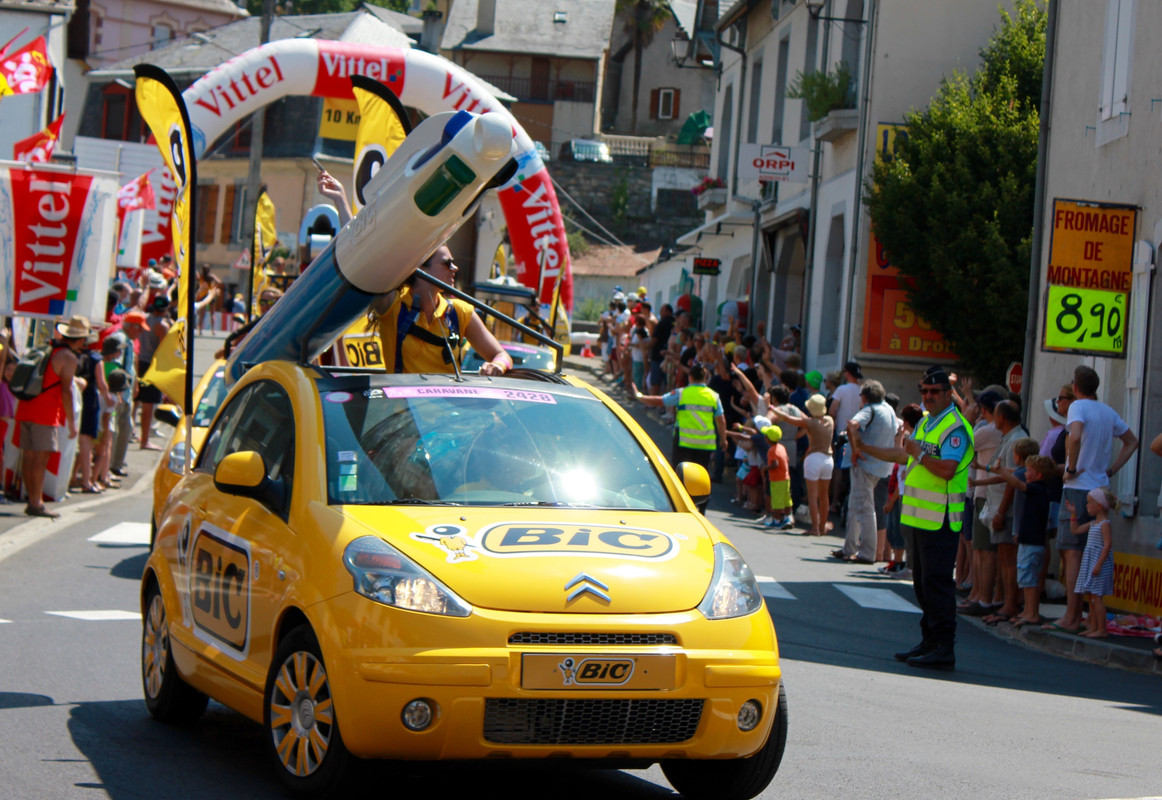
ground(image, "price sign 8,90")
xmin=1042 ymin=284 xmax=1127 ymax=357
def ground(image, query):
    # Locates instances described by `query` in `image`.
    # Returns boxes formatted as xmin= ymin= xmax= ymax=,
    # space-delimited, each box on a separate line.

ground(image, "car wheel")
xmin=264 ymin=626 xmax=353 ymax=797
xmin=662 ymin=683 xmax=788 ymax=800
xmin=142 ymin=583 xmax=208 ymax=722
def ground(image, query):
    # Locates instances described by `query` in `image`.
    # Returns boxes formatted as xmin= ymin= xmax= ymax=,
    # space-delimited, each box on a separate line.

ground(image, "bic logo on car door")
xmin=188 ymin=524 xmax=251 ymax=658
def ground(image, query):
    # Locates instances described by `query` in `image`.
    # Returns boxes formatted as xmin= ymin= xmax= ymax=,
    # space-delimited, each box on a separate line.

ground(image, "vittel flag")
xmin=350 ymin=74 xmax=411 ymax=214
xmin=134 ymin=64 xmax=197 ymax=413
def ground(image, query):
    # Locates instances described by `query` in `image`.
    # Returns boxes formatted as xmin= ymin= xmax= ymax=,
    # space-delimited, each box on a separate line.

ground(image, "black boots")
xmin=893 ymin=641 xmax=932 ymax=662
xmin=906 ymin=643 xmax=955 ymax=670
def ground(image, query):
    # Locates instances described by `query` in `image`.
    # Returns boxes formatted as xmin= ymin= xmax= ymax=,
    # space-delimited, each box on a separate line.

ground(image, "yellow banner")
xmin=1109 ymin=551 xmax=1162 ymax=616
xmin=351 ymin=76 xmax=409 ymax=213
xmin=134 ymin=65 xmax=196 ymax=410
xmin=319 ymin=97 xmax=360 ymax=141
xmin=142 ymin=319 xmax=187 ymax=402
xmin=251 ymin=188 xmax=277 ymax=312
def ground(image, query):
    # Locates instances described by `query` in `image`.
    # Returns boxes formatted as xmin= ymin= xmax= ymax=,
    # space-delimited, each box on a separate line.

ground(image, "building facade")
xmin=1026 ymin=0 xmax=1160 ymax=613
xmin=642 ymin=0 xmax=1013 ymax=396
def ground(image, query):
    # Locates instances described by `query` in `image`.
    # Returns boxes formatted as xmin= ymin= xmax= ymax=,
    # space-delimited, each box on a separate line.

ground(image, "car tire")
xmin=661 ymin=683 xmax=788 ymax=800
xmin=263 ymin=626 xmax=353 ymax=798
xmin=142 ymin=583 xmax=208 ymax=723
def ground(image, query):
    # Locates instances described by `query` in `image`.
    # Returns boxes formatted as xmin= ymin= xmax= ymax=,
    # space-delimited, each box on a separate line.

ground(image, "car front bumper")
xmin=317 ymin=594 xmax=782 ymax=761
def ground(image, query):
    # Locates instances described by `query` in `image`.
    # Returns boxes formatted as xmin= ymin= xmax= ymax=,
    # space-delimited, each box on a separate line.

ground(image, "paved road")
xmin=0 ymin=356 xmax=1158 ymax=799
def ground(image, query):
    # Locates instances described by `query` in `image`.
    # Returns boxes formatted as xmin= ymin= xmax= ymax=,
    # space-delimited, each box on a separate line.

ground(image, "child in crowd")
xmin=762 ymin=425 xmax=792 ymax=528
xmin=979 ymin=436 xmax=1040 ymax=625
xmin=726 ymin=417 xmax=771 ymax=516
xmin=1064 ymin=487 xmax=1118 ymax=639
xmin=995 ymin=454 xmax=1055 ymax=627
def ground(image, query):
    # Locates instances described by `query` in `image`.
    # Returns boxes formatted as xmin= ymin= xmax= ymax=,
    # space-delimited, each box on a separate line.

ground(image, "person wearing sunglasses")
xmin=218 ymin=287 xmax=283 ymax=359
xmin=848 ymin=366 xmax=974 ymax=670
xmin=372 ymin=245 xmax=511 ymax=376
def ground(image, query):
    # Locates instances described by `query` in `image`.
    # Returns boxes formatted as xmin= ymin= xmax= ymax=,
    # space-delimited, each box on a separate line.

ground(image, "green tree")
xmin=864 ymin=0 xmax=1045 ymax=382
xmin=616 ymin=0 xmax=671 ymax=134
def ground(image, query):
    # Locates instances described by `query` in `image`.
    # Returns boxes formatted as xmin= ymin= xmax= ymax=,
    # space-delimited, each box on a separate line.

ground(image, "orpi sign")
xmin=739 ymin=144 xmax=808 ymax=184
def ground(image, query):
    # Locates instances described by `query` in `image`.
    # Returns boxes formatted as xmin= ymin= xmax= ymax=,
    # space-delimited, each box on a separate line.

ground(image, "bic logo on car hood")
xmin=411 ymin=522 xmax=678 ymax=562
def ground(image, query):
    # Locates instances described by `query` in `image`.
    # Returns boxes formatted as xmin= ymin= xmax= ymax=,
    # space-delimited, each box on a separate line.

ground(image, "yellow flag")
xmin=550 ymin=276 xmax=572 ymax=358
xmin=142 ymin=319 xmax=187 ymax=402
xmin=134 ymin=64 xmax=196 ymax=412
xmin=350 ymin=74 xmax=410 ymax=214
xmin=251 ymin=187 xmax=277 ymax=312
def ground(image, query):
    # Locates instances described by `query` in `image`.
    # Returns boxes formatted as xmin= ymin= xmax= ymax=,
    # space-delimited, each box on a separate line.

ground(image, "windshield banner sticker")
xmin=411 ymin=522 xmax=677 ymax=563
xmin=379 ymin=386 xmax=556 ymax=404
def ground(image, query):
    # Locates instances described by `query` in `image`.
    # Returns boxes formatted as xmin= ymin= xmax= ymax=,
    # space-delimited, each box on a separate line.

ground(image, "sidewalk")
xmin=0 ymin=431 xmax=165 ymax=541
xmin=563 ymin=351 xmax=1162 ymax=677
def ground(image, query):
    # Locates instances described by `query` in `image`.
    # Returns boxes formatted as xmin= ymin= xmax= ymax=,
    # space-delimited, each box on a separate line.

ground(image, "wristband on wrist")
xmin=490 ymin=351 xmax=513 ymax=372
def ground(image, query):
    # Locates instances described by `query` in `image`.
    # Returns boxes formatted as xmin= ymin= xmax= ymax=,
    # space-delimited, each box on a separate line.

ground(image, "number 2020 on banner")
xmin=1043 ymin=284 xmax=1126 ymax=356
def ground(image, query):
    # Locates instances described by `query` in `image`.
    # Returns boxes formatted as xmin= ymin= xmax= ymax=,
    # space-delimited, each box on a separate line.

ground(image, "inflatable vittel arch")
xmin=180 ymin=40 xmax=572 ymax=310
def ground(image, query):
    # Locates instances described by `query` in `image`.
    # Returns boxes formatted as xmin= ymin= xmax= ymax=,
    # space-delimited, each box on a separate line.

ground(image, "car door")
xmin=179 ymin=380 xmax=296 ymax=695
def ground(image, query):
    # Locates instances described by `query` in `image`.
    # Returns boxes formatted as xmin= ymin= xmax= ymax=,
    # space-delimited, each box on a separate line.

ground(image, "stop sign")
xmin=1006 ymin=361 xmax=1023 ymax=395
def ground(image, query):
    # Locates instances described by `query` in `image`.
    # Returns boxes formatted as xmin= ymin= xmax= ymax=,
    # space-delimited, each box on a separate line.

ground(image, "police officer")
xmin=849 ymin=366 xmax=974 ymax=670
xmin=634 ymin=363 xmax=726 ymax=470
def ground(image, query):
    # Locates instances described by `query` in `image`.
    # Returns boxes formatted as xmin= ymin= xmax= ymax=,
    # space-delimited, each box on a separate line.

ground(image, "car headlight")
xmin=167 ymin=441 xmax=197 ymax=474
xmin=698 ymin=543 xmax=764 ymax=620
xmin=343 ymin=536 xmax=472 ymax=617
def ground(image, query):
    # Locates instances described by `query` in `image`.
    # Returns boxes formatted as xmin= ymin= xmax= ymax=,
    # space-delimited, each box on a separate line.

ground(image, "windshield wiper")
xmin=383 ymin=498 xmax=463 ymax=506
xmin=499 ymin=501 xmax=648 ymax=511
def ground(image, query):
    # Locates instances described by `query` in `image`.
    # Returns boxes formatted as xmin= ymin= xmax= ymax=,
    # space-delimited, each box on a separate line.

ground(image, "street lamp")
xmin=805 ymin=0 xmax=866 ymax=24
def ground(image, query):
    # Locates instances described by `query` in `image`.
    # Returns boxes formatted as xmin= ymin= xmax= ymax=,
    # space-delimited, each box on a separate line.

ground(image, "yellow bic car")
xmin=151 ymin=359 xmax=229 ymax=536
xmin=142 ymin=361 xmax=786 ymax=799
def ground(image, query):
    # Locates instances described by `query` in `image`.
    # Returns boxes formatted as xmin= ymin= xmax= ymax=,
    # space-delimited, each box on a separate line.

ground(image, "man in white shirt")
xmin=841 ymin=380 xmax=897 ymax=563
xmin=829 ymin=361 xmax=863 ymax=513
xmin=1045 ymin=365 xmax=1138 ymax=633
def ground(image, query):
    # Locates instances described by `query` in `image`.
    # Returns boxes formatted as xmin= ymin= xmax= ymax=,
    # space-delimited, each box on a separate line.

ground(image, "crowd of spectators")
xmin=598 ymin=289 xmax=1156 ymax=646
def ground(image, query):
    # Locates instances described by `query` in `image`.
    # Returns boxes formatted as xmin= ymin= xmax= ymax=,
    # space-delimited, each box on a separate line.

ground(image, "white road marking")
xmin=0 ymin=619 xmax=11 ymax=624
xmin=834 ymin=585 xmax=921 ymax=614
xmin=87 ymin=522 xmax=151 ymax=546
xmin=755 ymin=576 xmax=797 ymax=600
xmin=46 ymin=610 xmax=142 ymax=621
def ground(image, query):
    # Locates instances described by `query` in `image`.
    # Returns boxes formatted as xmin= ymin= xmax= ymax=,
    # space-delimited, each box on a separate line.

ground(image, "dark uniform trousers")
xmin=906 ymin=518 xmax=960 ymax=646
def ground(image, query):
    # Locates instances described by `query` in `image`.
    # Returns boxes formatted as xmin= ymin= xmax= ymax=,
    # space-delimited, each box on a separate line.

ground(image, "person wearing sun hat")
xmin=762 ymin=425 xmax=794 ymax=529
xmin=769 ymin=391 xmax=834 ymax=536
xmin=15 ymin=315 xmax=101 ymax=518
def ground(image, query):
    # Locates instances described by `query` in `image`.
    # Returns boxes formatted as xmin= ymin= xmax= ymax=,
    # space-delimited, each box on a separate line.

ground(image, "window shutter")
xmin=673 ymin=89 xmax=681 ymax=119
xmin=649 ymin=88 xmax=659 ymax=120
xmin=219 ymin=184 xmax=236 ymax=245
xmin=198 ymin=184 xmax=219 ymax=245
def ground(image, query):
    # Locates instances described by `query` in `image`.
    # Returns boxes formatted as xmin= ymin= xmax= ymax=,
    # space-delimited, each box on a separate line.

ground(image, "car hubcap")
xmin=270 ymin=651 xmax=333 ymax=777
xmin=143 ymin=595 xmax=168 ymax=699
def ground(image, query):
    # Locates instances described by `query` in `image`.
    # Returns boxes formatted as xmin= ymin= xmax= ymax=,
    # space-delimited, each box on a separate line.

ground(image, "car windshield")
xmin=319 ymin=379 xmax=672 ymax=511
xmin=191 ymin=368 xmax=229 ymax=428
xmin=462 ymin=343 xmax=555 ymax=372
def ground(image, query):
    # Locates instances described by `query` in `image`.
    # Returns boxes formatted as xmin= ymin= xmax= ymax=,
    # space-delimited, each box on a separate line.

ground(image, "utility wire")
xmin=550 ymin=176 xmax=636 ymax=254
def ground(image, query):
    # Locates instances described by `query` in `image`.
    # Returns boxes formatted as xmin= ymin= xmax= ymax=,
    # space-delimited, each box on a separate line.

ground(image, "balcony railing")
xmin=478 ymin=75 xmax=596 ymax=104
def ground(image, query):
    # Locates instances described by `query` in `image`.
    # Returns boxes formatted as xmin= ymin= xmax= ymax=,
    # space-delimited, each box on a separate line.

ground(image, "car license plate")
xmin=521 ymin=654 xmax=677 ymax=690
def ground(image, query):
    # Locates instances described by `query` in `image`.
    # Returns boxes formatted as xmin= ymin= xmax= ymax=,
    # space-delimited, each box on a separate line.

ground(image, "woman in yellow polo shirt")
xmin=374 ymin=245 xmax=511 ymax=375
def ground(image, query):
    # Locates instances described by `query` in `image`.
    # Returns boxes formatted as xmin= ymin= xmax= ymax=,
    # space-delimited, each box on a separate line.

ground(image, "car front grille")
xmin=483 ymin=698 xmax=704 ymax=745
xmin=508 ymin=632 xmax=678 ymax=646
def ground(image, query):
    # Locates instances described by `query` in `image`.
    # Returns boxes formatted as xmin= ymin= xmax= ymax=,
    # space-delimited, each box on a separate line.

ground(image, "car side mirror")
xmin=675 ymin=461 xmax=711 ymax=513
xmin=153 ymin=404 xmax=182 ymax=427
xmin=214 ymin=451 xmax=286 ymax=515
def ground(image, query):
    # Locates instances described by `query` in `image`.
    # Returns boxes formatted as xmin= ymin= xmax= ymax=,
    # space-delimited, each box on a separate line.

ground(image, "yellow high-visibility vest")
xmin=676 ymin=383 xmax=719 ymax=450
xmin=901 ymin=405 xmax=974 ymax=531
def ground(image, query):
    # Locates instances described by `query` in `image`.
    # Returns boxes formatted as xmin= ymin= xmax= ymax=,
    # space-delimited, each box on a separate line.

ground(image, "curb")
xmin=961 ymin=615 xmax=1162 ymax=676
